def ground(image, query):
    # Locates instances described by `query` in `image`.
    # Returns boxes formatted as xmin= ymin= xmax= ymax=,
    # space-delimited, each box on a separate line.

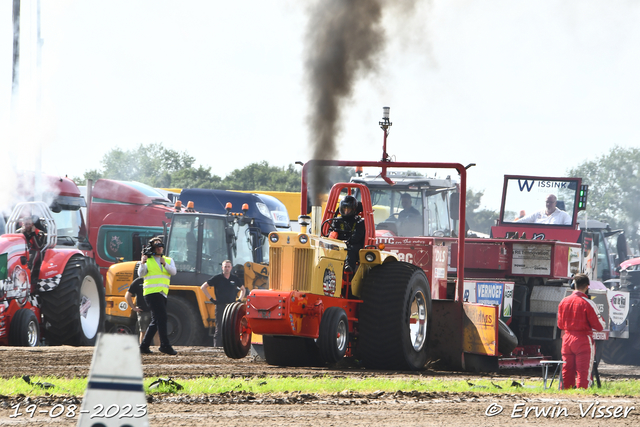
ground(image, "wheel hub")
xmin=409 ymin=290 xmax=428 ymax=351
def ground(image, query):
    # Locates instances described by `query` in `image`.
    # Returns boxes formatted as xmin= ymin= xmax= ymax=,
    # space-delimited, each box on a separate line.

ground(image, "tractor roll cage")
xmin=322 ymin=183 xmax=376 ymax=248
xmin=301 ymin=160 xmax=468 ymax=302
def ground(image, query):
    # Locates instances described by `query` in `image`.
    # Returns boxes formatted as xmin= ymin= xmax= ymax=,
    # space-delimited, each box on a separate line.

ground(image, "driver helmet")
xmin=339 ymin=195 xmax=358 ymax=218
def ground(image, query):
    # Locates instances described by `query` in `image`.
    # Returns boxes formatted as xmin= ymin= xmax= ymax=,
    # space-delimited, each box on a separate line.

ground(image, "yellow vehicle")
xmin=104 ymin=208 xmax=268 ymax=346
xmin=221 ymin=181 xmax=437 ymax=369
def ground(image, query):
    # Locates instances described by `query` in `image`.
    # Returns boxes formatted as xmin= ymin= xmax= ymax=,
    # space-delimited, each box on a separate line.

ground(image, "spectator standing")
xmin=125 ymin=277 xmax=160 ymax=346
xmin=557 ymin=274 xmax=606 ymax=388
xmin=201 ymin=260 xmax=246 ymax=347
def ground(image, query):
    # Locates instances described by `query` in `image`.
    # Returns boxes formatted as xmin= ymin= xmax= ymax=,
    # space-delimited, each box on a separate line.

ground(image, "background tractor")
xmin=104 ymin=204 xmax=268 ymax=346
xmin=0 ymin=201 xmax=105 ymax=346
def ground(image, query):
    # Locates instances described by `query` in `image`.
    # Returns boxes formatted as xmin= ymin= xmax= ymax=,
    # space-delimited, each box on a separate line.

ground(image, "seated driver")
xmin=331 ymin=195 xmax=365 ymax=273
xmin=397 ymin=193 xmax=420 ymax=220
xmin=516 ymin=194 xmax=571 ymax=225
xmin=17 ymin=215 xmax=46 ymax=281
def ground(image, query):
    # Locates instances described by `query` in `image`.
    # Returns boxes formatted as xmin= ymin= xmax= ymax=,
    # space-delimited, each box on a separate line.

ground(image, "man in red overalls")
xmin=557 ymin=273 xmax=606 ymax=389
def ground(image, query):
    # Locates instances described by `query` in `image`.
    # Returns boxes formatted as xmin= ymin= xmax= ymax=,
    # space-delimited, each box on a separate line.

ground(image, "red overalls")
xmin=557 ymin=290 xmax=605 ymax=389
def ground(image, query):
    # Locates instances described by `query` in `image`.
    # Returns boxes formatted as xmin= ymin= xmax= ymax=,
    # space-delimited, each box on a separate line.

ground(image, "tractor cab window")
xmin=201 ymin=217 xmax=227 ymax=276
xmin=502 ymin=178 xmax=577 ymax=226
xmin=51 ymin=209 xmax=83 ymax=241
xmin=167 ymin=215 xmax=200 ymax=273
xmin=370 ymin=189 xmax=424 ymax=237
xmin=232 ymin=222 xmax=256 ymax=268
xmin=425 ymin=190 xmax=451 ymax=237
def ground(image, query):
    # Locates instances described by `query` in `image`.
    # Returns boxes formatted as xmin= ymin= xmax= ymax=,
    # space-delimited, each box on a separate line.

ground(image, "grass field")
xmin=3 ymin=376 xmax=640 ymax=397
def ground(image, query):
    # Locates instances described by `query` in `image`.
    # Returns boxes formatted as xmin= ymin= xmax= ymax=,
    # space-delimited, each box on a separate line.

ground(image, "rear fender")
xmin=36 ymin=249 xmax=85 ymax=292
xmin=351 ymin=250 xmax=398 ymax=297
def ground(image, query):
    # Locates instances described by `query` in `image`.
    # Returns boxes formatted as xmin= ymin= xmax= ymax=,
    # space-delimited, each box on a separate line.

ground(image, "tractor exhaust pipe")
xmin=379 ymin=106 xmax=394 ymax=186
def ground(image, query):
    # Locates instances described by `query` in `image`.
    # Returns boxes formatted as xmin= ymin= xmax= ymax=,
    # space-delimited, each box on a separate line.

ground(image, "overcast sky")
xmin=1 ymin=0 xmax=639 ymax=210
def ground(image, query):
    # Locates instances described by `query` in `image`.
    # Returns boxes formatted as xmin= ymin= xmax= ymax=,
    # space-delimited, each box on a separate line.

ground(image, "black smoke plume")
xmin=305 ymin=0 xmax=387 ymax=205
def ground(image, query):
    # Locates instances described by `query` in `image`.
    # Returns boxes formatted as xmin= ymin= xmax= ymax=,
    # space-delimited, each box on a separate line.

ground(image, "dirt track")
xmin=1 ymin=346 xmax=640 ymax=426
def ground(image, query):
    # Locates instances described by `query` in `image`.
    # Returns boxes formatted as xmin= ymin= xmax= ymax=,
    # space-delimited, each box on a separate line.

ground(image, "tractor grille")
xmin=293 ymin=248 xmax=313 ymax=292
xmin=270 ymin=247 xmax=283 ymax=290
xmin=268 ymin=247 xmax=313 ymax=291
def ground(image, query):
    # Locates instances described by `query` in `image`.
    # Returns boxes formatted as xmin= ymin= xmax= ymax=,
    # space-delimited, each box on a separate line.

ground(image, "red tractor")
xmin=0 ymin=201 xmax=105 ymax=346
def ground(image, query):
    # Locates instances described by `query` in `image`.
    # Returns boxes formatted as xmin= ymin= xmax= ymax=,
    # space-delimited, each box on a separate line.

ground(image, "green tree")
xmin=568 ymin=146 xmax=640 ymax=251
xmin=466 ymin=188 xmax=499 ymax=236
xmin=74 ymin=144 xmax=303 ymax=192
xmin=221 ymin=162 xmax=301 ymax=191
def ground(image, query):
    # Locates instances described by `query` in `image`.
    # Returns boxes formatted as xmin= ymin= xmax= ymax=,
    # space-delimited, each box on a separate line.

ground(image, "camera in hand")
xmin=143 ymin=244 xmax=155 ymax=257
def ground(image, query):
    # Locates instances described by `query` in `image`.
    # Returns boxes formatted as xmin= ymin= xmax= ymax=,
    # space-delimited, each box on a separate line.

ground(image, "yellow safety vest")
xmin=143 ymin=256 xmax=171 ymax=296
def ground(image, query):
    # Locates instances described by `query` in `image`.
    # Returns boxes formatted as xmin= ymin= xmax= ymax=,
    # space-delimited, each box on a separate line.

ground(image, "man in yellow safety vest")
xmin=138 ymin=237 xmax=177 ymax=355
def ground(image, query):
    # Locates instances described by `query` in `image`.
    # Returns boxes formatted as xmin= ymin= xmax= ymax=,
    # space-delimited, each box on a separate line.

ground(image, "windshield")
xmin=168 ymin=214 xmax=264 ymax=276
xmin=368 ymin=188 xmax=454 ymax=237
xmin=51 ymin=210 xmax=83 ymax=238
xmin=167 ymin=215 xmax=202 ymax=273
xmin=502 ymin=178 xmax=577 ymax=226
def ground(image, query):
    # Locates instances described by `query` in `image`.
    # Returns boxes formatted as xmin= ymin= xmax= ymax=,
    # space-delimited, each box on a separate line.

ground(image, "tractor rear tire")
xmin=222 ymin=302 xmax=252 ymax=359
xmin=498 ymin=319 xmax=518 ymax=355
xmin=9 ymin=309 xmax=40 ymax=347
xmin=40 ymin=256 xmax=105 ymax=346
xmin=357 ymin=262 xmax=432 ymax=370
xmin=602 ymin=336 xmax=640 ymax=365
xmin=263 ymin=335 xmax=322 ymax=367
xmin=166 ymin=295 xmax=204 ymax=346
xmin=318 ymin=307 xmax=349 ymax=364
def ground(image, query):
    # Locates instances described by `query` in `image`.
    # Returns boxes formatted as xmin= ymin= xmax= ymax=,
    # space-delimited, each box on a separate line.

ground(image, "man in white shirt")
xmin=516 ymin=194 xmax=571 ymax=225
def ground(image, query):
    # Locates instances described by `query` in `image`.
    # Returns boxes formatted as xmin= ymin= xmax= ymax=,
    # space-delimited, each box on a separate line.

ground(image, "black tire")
xmin=40 ymin=256 xmax=105 ymax=346
xmin=263 ymin=335 xmax=322 ymax=367
xmin=166 ymin=295 xmax=205 ymax=346
xmin=9 ymin=309 xmax=40 ymax=347
xmin=357 ymin=262 xmax=432 ymax=370
xmin=318 ymin=307 xmax=349 ymax=364
xmin=602 ymin=337 xmax=640 ymax=365
xmin=222 ymin=302 xmax=252 ymax=359
xmin=105 ymin=321 xmax=135 ymax=335
xmin=498 ymin=319 xmax=518 ymax=355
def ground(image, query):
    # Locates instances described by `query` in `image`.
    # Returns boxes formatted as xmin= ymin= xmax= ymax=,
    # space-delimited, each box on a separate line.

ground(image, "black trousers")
xmin=214 ymin=303 xmax=228 ymax=347
xmin=142 ymin=292 xmax=170 ymax=348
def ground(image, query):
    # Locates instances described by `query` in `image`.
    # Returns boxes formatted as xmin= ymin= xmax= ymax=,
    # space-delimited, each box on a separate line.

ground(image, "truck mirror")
xmin=49 ymin=201 xmax=62 ymax=213
xmin=449 ymin=193 xmax=459 ymax=220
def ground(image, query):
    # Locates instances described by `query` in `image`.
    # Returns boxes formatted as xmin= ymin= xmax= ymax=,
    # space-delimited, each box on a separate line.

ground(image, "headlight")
xmin=365 ymin=252 xmax=376 ymax=262
xmin=299 ymin=234 xmax=309 ymax=244
xmin=256 ymin=202 xmax=271 ymax=218
xmin=269 ymin=233 xmax=279 ymax=243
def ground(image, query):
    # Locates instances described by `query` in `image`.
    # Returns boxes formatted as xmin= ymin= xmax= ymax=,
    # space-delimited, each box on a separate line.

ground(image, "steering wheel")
xmin=432 ymin=230 xmax=446 ymax=237
xmin=321 ymin=217 xmax=345 ymax=237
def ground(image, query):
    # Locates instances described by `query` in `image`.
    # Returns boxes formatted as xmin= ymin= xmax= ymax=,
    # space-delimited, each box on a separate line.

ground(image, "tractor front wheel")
xmin=318 ymin=307 xmax=349 ymax=364
xmin=9 ymin=309 xmax=40 ymax=347
xmin=357 ymin=261 xmax=432 ymax=370
xmin=222 ymin=302 xmax=252 ymax=359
